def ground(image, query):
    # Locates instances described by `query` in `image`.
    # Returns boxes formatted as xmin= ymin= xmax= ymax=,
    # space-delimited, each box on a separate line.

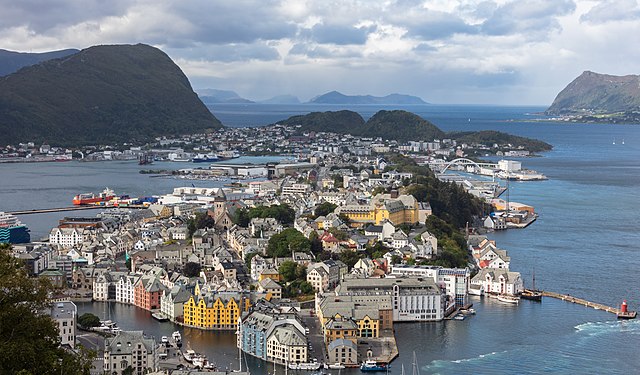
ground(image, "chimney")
xmin=390 ymin=190 xmax=399 ymax=199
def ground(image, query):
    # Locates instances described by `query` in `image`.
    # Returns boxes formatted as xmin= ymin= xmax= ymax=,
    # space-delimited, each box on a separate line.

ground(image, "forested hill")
xmin=0 ymin=44 xmax=222 ymax=146
xmin=0 ymin=48 xmax=79 ymax=77
xmin=275 ymin=109 xmax=550 ymax=150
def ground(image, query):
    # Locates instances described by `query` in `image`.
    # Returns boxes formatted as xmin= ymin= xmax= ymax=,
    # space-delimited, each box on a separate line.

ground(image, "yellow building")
xmin=336 ymin=192 xmax=419 ymax=227
xmin=183 ymin=292 xmax=251 ymax=330
xmin=258 ymin=268 xmax=282 ymax=282
xmin=316 ymin=296 xmax=381 ymax=339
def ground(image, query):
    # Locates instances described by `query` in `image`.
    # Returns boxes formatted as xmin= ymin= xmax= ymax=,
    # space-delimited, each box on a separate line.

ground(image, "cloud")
xmin=580 ymin=0 xmax=640 ymax=24
xmin=480 ymin=0 xmax=576 ymax=39
xmin=302 ymin=23 xmax=375 ymax=45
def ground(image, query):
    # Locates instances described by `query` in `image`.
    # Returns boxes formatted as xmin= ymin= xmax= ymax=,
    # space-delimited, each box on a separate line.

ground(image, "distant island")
xmin=198 ymin=89 xmax=255 ymax=104
xmin=308 ymin=90 xmax=428 ymax=105
xmin=0 ymin=48 xmax=79 ymax=77
xmin=546 ymin=71 xmax=640 ymax=123
xmin=275 ymin=109 xmax=552 ymax=152
xmin=0 ymin=44 xmax=222 ymax=146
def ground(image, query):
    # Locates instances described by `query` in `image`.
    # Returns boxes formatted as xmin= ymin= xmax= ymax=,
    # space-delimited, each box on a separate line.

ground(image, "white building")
xmin=103 ymin=331 xmax=157 ymax=375
xmin=50 ymin=301 xmax=76 ymax=349
xmin=116 ymin=275 xmax=138 ymax=305
xmin=160 ymin=285 xmax=191 ymax=322
xmin=281 ymin=183 xmax=311 ymax=196
xmin=389 ymin=265 xmax=470 ymax=308
xmin=472 ymin=268 xmax=523 ymax=296
xmin=266 ymin=324 xmax=308 ymax=364
xmin=498 ymin=160 xmax=522 ymax=172
xmin=49 ymin=228 xmax=85 ymax=249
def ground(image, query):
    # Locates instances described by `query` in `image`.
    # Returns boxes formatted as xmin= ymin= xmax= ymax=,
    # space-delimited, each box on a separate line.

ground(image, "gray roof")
xmin=105 ymin=330 xmax=155 ymax=355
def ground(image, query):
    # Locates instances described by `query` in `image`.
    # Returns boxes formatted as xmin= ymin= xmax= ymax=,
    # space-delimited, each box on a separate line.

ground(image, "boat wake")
xmin=574 ymin=320 xmax=640 ymax=337
xmin=426 ymin=350 xmax=508 ymax=368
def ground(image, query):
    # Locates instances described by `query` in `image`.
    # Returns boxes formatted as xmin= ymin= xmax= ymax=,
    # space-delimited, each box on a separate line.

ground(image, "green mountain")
xmin=546 ymin=71 xmax=640 ymax=115
xmin=358 ymin=110 xmax=444 ymax=142
xmin=276 ymin=109 xmax=551 ymax=151
xmin=0 ymin=44 xmax=222 ymax=146
xmin=275 ymin=110 xmax=365 ymax=133
xmin=308 ymin=90 xmax=427 ymax=104
xmin=0 ymin=48 xmax=79 ymax=77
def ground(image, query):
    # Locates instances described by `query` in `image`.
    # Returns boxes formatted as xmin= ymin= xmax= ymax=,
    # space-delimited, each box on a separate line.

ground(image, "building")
xmin=471 ymin=268 xmax=523 ymax=296
xmin=103 ymin=331 xmax=156 ymax=375
xmin=183 ymin=291 xmax=251 ymax=330
xmin=133 ymin=276 xmax=167 ymax=311
xmin=258 ymin=278 xmax=283 ymax=300
xmin=50 ymin=301 xmax=76 ymax=349
xmin=49 ymin=227 xmax=86 ymax=249
xmin=327 ymin=338 xmax=358 ymax=366
xmin=389 ymin=265 xmax=471 ymax=308
xmin=160 ymin=285 xmax=192 ymax=322
xmin=336 ymin=192 xmax=419 ymax=227
xmin=335 ymin=277 xmax=446 ymax=322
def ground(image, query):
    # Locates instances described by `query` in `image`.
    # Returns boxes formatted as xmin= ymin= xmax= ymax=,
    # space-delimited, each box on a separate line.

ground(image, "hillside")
xmin=0 ymin=44 xmax=222 ymax=146
xmin=546 ymin=71 xmax=640 ymax=115
xmin=0 ymin=48 xmax=79 ymax=77
xmin=357 ymin=110 xmax=445 ymax=142
xmin=275 ymin=110 xmax=365 ymax=133
xmin=276 ymin=109 xmax=550 ymax=150
xmin=308 ymin=91 xmax=427 ymax=104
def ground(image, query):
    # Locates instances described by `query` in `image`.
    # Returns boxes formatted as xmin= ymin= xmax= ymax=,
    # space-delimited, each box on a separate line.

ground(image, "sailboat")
xmin=613 ymin=139 xmax=616 ymax=145
xmin=520 ymin=269 xmax=542 ymax=301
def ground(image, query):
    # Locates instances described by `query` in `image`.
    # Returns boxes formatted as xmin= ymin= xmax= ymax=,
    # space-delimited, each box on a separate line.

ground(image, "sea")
xmin=1 ymin=104 xmax=639 ymax=374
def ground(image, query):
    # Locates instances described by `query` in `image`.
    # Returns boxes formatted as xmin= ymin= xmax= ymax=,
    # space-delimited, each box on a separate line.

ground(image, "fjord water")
xmin=2 ymin=104 xmax=639 ymax=373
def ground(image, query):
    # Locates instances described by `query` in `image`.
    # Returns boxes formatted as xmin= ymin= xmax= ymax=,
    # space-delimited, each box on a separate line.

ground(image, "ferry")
xmin=360 ymin=359 xmax=387 ymax=372
xmin=72 ymin=188 xmax=115 ymax=205
xmin=192 ymin=153 xmax=219 ymax=163
xmin=0 ymin=212 xmax=31 ymax=244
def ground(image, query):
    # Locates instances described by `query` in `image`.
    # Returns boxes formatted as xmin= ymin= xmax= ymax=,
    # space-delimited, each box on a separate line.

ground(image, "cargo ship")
xmin=72 ymin=188 xmax=116 ymax=205
xmin=0 ymin=212 xmax=31 ymax=244
xmin=192 ymin=153 xmax=219 ymax=163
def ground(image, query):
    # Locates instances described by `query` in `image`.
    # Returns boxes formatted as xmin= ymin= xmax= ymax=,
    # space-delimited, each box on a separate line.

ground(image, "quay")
xmin=542 ymin=291 xmax=637 ymax=319
xmin=8 ymin=205 xmax=147 ymax=215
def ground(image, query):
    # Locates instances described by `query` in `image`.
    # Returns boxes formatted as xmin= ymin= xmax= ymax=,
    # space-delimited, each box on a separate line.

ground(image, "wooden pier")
xmin=541 ymin=291 xmax=636 ymax=318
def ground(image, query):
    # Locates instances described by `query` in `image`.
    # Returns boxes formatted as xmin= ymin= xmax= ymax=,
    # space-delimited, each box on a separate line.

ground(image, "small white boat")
xmin=172 ymin=331 xmax=182 ymax=347
xmin=453 ymin=314 xmax=466 ymax=321
xmin=161 ymin=336 xmax=169 ymax=344
xmin=328 ymin=362 xmax=345 ymax=369
xmin=288 ymin=360 xmax=321 ymax=370
xmin=497 ymin=294 xmax=520 ymax=304
xmin=183 ymin=349 xmax=197 ymax=362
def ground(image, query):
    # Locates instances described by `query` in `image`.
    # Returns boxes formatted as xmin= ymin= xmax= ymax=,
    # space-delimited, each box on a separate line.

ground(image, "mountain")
xmin=358 ymin=110 xmax=445 ymax=142
xmin=0 ymin=44 xmax=222 ymax=146
xmin=0 ymin=48 xmax=79 ymax=77
xmin=258 ymin=95 xmax=301 ymax=104
xmin=275 ymin=109 xmax=550 ymax=150
xmin=198 ymin=89 xmax=254 ymax=104
xmin=546 ymin=71 xmax=640 ymax=115
xmin=308 ymin=91 xmax=428 ymax=105
xmin=275 ymin=110 xmax=365 ymax=133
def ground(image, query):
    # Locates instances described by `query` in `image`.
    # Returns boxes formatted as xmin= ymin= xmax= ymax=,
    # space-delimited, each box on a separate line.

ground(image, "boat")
xmin=497 ymin=294 xmax=520 ymax=304
xmin=138 ymin=153 xmax=153 ymax=165
xmin=328 ymin=363 xmax=346 ymax=369
xmin=360 ymin=359 xmax=386 ymax=372
xmin=521 ymin=270 xmax=543 ymax=301
xmin=151 ymin=311 xmax=169 ymax=322
xmin=289 ymin=360 xmax=321 ymax=370
xmin=0 ymin=212 xmax=31 ymax=244
xmin=72 ymin=188 xmax=115 ymax=205
xmin=192 ymin=153 xmax=219 ymax=163
xmin=172 ymin=331 xmax=182 ymax=347
xmin=183 ymin=349 xmax=197 ymax=363
xmin=161 ymin=336 xmax=169 ymax=344
xmin=453 ymin=314 xmax=466 ymax=321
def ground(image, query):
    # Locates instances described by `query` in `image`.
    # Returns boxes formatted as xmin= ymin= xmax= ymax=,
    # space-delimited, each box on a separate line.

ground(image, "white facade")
xmin=103 ymin=331 xmax=157 ymax=375
xmin=93 ymin=274 xmax=111 ymax=301
xmin=281 ymin=183 xmax=311 ymax=196
xmin=388 ymin=265 xmax=471 ymax=308
xmin=49 ymin=227 xmax=85 ymax=249
xmin=116 ymin=275 xmax=137 ymax=305
xmin=51 ymin=301 xmax=76 ymax=349
xmin=472 ymin=268 xmax=523 ymax=296
xmin=498 ymin=160 xmax=522 ymax=172
xmin=266 ymin=325 xmax=308 ymax=364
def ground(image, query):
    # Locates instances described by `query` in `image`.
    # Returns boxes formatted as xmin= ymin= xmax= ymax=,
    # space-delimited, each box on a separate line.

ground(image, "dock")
xmin=8 ymin=205 xmax=147 ymax=215
xmin=541 ymin=291 xmax=636 ymax=319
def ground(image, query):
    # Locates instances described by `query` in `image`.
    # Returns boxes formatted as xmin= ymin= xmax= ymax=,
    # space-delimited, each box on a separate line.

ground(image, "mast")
xmin=532 ymin=269 xmax=536 ymax=291
xmin=412 ymin=351 xmax=420 ymax=375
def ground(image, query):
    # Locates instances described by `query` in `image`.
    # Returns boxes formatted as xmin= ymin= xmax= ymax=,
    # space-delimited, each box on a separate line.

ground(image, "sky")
xmin=1 ymin=0 xmax=639 ymax=105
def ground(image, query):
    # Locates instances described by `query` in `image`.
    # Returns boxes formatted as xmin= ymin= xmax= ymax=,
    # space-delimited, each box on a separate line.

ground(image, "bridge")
xmin=8 ymin=205 xmax=147 ymax=215
xmin=435 ymin=158 xmax=498 ymax=173
xmin=541 ymin=290 xmax=636 ymax=318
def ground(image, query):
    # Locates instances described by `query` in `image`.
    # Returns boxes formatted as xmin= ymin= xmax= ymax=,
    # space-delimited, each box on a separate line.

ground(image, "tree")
xmin=0 ymin=247 xmax=95 ymax=374
xmin=187 ymin=211 xmax=215 ymax=237
xmin=233 ymin=208 xmax=251 ymax=227
xmin=267 ymin=228 xmax=311 ymax=258
xmin=278 ymin=261 xmax=298 ymax=283
xmin=78 ymin=313 xmax=101 ymax=328
xmin=339 ymin=249 xmax=361 ymax=270
xmin=183 ymin=262 xmax=202 ymax=278
xmin=314 ymin=202 xmax=337 ymax=218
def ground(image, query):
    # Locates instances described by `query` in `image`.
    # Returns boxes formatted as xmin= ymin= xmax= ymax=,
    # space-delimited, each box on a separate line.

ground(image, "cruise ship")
xmin=0 ymin=212 xmax=31 ymax=244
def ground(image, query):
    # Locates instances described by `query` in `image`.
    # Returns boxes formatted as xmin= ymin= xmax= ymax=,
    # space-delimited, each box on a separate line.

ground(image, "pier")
xmin=542 ymin=291 xmax=636 ymax=318
xmin=8 ymin=205 xmax=147 ymax=215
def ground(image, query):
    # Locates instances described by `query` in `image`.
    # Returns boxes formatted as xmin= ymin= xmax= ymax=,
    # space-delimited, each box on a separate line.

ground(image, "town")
xmin=2 ymin=123 xmax=541 ymax=374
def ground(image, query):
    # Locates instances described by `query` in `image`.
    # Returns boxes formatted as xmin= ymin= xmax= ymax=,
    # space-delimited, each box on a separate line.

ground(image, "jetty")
xmin=541 ymin=291 xmax=636 ymax=319
xmin=8 ymin=205 xmax=147 ymax=215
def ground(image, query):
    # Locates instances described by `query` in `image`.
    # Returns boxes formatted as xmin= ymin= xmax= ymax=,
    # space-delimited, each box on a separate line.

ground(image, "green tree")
xmin=0 ymin=248 xmax=95 ymax=374
xmin=314 ymin=202 xmax=337 ymax=218
xmin=245 ymin=252 xmax=259 ymax=271
xmin=339 ymin=249 xmax=361 ymax=270
xmin=295 ymin=264 xmax=307 ymax=280
xmin=233 ymin=208 xmax=251 ymax=227
xmin=187 ymin=212 xmax=215 ymax=237
xmin=300 ymin=281 xmax=314 ymax=295
xmin=77 ymin=313 xmax=101 ymax=328
xmin=183 ymin=262 xmax=202 ymax=278
xmin=278 ymin=261 xmax=298 ymax=282
xmin=267 ymin=228 xmax=311 ymax=258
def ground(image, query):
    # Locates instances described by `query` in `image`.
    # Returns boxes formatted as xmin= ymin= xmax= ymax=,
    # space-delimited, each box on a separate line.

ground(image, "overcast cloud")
xmin=1 ymin=0 xmax=638 ymax=104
